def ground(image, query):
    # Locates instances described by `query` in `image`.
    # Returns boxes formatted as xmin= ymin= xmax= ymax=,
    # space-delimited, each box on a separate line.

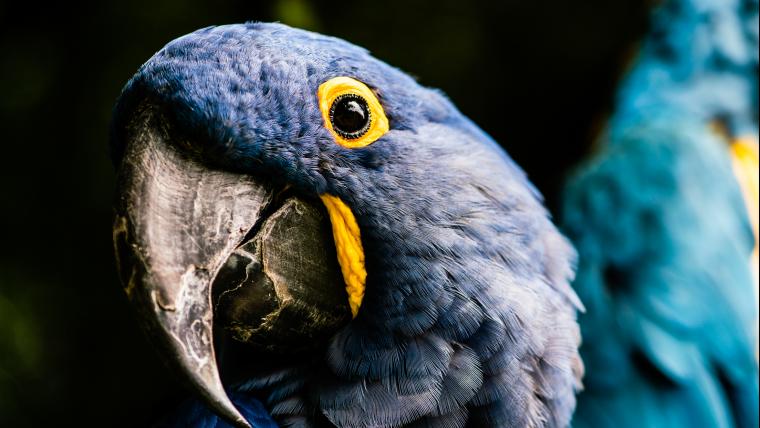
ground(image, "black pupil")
xmin=332 ymin=95 xmax=370 ymax=138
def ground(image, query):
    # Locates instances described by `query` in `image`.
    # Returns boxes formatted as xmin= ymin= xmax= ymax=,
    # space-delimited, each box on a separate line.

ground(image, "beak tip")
xmin=192 ymin=369 xmax=251 ymax=428
xmin=233 ymin=415 xmax=252 ymax=428
xmin=215 ymin=398 xmax=251 ymax=428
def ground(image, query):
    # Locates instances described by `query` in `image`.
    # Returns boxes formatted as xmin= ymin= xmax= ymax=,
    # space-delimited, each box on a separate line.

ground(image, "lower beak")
xmin=112 ymin=106 xmax=349 ymax=427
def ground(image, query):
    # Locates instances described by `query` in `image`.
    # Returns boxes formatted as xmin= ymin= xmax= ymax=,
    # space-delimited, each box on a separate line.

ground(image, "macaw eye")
xmin=330 ymin=94 xmax=371 ymax=139
xmin=318 ymin=76 xmax=388 ymax=148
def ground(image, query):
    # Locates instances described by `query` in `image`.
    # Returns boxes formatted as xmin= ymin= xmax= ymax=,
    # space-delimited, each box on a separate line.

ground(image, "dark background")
xmin=0 ymin=1 xmax=648 ymax=426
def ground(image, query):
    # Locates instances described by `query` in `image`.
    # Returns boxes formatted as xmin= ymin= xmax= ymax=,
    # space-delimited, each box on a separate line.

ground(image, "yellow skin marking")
xmin=320 ymin=194 xmax=366 ymax=318
xmin=730 ymin=137 xmax=759 ymax=285
xmin=318 ymin=76 xmax=389 ymax=148
xmin=316 ymin=76 xmax=389 ymax=317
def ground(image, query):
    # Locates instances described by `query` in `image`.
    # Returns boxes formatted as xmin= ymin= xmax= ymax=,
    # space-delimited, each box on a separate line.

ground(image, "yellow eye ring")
xmin=318 ymin=76 xmax=389 ymax=148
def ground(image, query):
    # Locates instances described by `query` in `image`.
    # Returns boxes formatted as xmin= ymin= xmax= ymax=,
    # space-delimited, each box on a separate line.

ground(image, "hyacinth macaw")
xmin=560 ymin=0 xmax=760 ymax=427
xmin=110 ymin=23 xmax=583 ymax=428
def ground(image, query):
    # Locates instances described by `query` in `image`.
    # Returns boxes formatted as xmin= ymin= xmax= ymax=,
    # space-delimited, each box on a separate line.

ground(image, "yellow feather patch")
xmin=730 ymin=137 xmax=759 ymax=286
xmin=320 ymin=194 xmax=366 ymax=318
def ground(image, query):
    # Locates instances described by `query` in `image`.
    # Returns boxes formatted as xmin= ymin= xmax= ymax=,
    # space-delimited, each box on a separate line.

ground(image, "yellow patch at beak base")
xmin=320 ymin=194 xmax=366 ymax=318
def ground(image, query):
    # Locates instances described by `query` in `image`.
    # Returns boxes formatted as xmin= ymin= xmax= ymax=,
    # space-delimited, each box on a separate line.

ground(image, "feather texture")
xmin=562 ymin=0 xmax=759 ymax=426
xmin=112 ymin=22 xmax=582 ymax=427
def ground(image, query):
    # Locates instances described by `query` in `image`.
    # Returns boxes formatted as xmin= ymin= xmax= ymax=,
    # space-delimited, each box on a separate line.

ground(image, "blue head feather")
xmin=112 ymin=23 xmax=582 ymax=427
xmin=612 ymin=0 xmax=759 ymax=136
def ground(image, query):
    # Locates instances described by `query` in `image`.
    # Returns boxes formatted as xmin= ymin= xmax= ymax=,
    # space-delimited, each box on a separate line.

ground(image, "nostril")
xmin=113 ymin=215 xmax=138 ymax=298
xmin=152 ymin=290 xmax=177 ymax=312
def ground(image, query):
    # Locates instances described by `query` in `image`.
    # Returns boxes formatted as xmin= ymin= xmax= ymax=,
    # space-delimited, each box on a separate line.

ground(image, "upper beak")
xmin=112 ymin=106 xmax=349 ymax=427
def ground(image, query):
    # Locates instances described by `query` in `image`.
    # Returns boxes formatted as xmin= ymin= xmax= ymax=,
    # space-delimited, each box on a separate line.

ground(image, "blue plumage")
xmin=112 ymin=23 xmax=582 ymax=427
xmin=561 ymin=0 xmax=759 ymax=426
xmin=154 ymin=392 xmax=278 ymax=428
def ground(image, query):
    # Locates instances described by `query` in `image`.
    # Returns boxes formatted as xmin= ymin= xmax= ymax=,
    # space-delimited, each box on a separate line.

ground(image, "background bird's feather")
xmin=562 ymin=0 xmax=759 ymax=426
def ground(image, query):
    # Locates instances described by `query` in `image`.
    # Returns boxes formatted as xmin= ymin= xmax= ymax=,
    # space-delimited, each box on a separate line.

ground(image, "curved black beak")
xmin=112 ymin=107 xmax=271 ymax=428
xmin=112 ymin=106 xmax=351 ymax=427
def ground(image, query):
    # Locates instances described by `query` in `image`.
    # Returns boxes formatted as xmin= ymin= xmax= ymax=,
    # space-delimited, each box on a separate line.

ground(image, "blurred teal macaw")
xmin=561 ymin=0 xmax=760 ymax=427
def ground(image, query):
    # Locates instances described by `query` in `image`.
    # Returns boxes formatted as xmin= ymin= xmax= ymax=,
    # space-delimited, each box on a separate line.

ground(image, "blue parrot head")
xmin=112 ymin=23 xmax=581 ymax=427
xmin=113 ymin=23 xmax=533 ymax=235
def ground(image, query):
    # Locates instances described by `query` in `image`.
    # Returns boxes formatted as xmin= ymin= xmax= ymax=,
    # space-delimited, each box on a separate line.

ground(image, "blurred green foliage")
xmin=275 ymin=0 xmax=321 ymax=31
xmin=0 ymin=0 xmax=647 ymax=426
xmin=0 ymin=278 xmax=41 ymax=417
